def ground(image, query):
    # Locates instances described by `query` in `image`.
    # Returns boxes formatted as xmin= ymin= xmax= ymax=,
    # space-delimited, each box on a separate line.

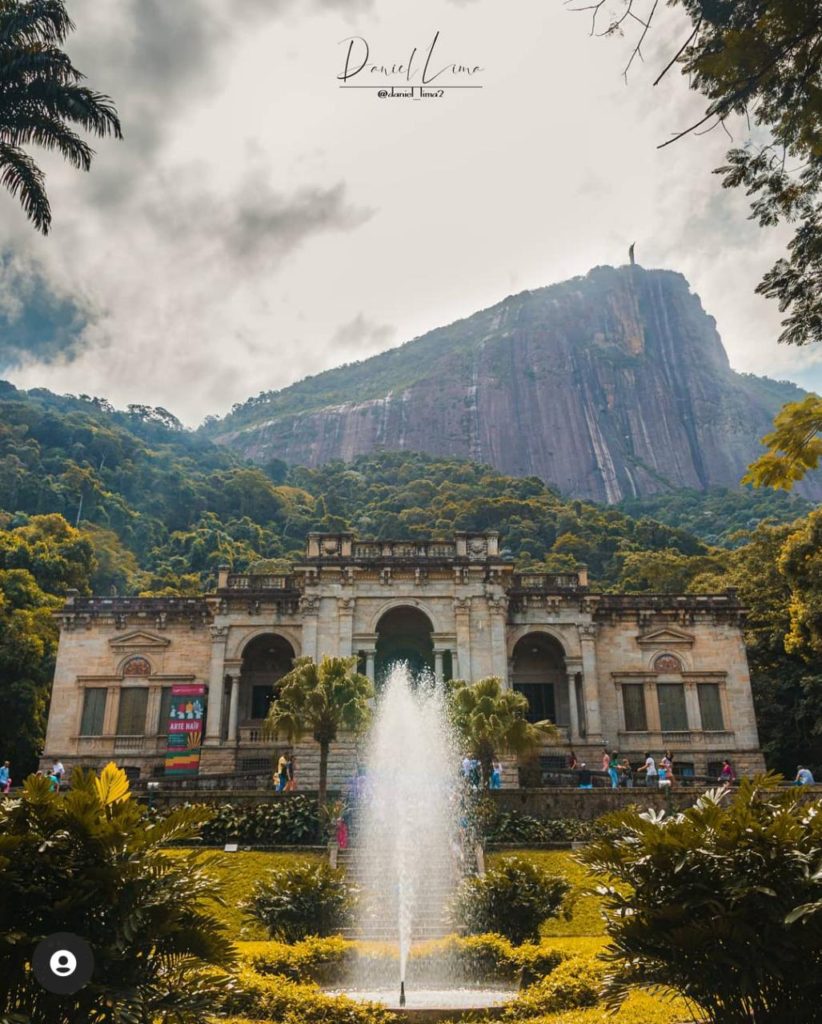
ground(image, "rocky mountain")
xmin=206 ymin=266 xmax=820 ymax=503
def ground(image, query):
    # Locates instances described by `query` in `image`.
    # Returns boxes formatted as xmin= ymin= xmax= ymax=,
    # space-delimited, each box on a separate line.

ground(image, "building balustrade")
xmin=617 ymin=729 xmax=736 ymax=748
xmin=513 ymin=572 xmax=583 ymax=591
xmin=76 ymin=735 xmax=168 ymax=756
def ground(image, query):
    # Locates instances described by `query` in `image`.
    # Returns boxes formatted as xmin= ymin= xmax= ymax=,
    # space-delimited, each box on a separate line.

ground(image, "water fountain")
xmin=331 ymin=664 xmax=516 ymax=1019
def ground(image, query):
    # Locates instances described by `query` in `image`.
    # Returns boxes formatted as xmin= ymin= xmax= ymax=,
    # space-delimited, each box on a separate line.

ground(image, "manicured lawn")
xmin=163 ymin=849 xmax=321 ymax=940
xmin=173 ymin=848 xmax=690 ymax=1023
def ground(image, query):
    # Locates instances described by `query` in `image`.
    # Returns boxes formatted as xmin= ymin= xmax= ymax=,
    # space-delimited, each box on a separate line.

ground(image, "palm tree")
xmin=449 ymin=676 xmax=556 ymax=787
xmin=0 ymin=0 xmax=122 ymax=233
xmin=264 ymin=655 xmax=374 ymax=807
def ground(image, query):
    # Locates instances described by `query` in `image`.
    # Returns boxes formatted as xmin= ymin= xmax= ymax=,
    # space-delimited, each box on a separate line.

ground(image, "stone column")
xmin=226 ymin=672 xmax=241 ymax=745
xmin=146 ymin=686 xmax=163 ymax=739
xmin=683 ymin=678 xmax=700 ymax=733
xmin=577 ymin=625 xmax=603 ymax=743
xmin=565 ymin=660 xmax=582 ymax=743
xmin=454 ymin=597 xmax=472 ymax=681
xmin=434 ymin=649 xmax=444 ymax=679
xmin=205 ymin=625 xmax=227 ymax=743
xmin=337 ymin=597 xmax=355 ymax=657
xmin=299 ymin=595 xmax=320 ymax=661
xmin=365 ymin=650 xmax=376 ymax=683
xmin=487 ymin=595 xmax=509 ymax=684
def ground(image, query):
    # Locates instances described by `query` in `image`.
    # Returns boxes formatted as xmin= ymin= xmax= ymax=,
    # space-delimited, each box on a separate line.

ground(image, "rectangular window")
xmin=80 ymin=688 xmax=107 ymax=736
xmin=158 ymin=688 xmax=174 ymax=734
xmin=698 ymin=684 xmax=725 ymax=731
xmin=657 ymin=683 xmax=688 ymax=731
xmin=116 ymin=688 xmax=148 ymax=736
xmin=622 ymin=684 xmax=648 ymax=731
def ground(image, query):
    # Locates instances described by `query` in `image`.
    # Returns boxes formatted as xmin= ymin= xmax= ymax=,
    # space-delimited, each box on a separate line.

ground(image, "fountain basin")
xmin=327 ymin=987 xmax=517 ymax=1022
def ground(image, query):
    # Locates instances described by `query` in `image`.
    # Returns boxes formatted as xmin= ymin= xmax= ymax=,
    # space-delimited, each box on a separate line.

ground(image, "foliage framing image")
xmin=0 ymin=763 xmax=234 ymax=1024
xmin=580 ymin=776 xmax=822 ymax=1024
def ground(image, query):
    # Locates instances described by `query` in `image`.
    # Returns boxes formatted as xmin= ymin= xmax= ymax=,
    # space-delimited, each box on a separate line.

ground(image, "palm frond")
xmin=3 ymin=113 xmax=92 ymax=168
xmin=0 ymin=0 xmax=74 ymax=47
xmin=0 ymin=140 xmax=49 ymax=231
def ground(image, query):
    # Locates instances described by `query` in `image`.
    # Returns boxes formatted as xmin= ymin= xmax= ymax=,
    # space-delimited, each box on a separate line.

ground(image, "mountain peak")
xmin=206 ymin=266 xmax=814 ymax=503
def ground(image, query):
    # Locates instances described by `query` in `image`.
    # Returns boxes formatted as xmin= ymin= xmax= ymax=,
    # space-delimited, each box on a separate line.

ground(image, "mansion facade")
xmin=43 ymin=531 xmax=765 ymax=787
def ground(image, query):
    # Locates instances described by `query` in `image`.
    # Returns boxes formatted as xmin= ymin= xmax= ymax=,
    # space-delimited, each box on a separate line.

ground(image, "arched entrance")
xmin=375 ymin=606 xmax=434 ymax=684
xmin=240 ymin=634 xmax=295 ymax=722
xmin=511 ymin=633 xmax=568 ymax=726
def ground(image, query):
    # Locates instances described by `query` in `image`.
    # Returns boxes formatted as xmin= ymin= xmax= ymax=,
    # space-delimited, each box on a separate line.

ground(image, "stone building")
xmin=43 ymin=531 xmax=764 ymax=786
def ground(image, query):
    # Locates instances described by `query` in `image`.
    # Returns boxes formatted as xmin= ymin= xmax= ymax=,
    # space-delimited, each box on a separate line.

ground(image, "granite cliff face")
xmin=210 ymin=266 xmax=819 ymax=502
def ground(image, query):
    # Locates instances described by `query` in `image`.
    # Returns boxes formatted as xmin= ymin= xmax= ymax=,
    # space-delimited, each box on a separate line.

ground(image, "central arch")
xmin=240 ymin=633 xmax=295 ymax=722
xmin=375 ymin=606 xmax=434 ymax=684
xmin=511 ymin=632 xmax=568 ymax=726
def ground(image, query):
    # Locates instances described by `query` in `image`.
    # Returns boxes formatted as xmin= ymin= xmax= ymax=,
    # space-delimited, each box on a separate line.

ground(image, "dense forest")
xmin=0 ymin=381 xmax=819 ymax=777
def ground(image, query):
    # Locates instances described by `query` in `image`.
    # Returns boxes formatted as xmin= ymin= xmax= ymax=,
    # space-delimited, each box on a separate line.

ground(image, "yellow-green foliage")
xmin=504 ymin=956 xmax=602 ymax=1018
xmin=487 ymin=851 xmax=605 ymax=937
xmin=163 ymin=850 xmax=321 ymax=939
xmin=222 ymin=967 xmax=394 ymax=1024
xmin=508 ymin=988 xmax=692 ymax=1023
xmin=242 ymin=933 xmax=564 ymax=986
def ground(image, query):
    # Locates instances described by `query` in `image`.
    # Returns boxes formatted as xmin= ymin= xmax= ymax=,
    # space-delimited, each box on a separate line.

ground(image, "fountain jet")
xmin=399 ymin=981 xmax=406 ymax=1007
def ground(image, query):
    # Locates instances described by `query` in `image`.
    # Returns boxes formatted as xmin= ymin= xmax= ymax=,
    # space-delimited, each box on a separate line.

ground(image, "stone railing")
xmin=617 ymin=730 xmax=736 ymax=748
xmin=351 ymin=541 xmax=458 ymax=560
xmin=225 ymin=573 xmax=295 ymax=591
xmin=238 ymin=724 xmax=268 ymax=745
xmin=76 ymin=735 xmax=167 ymax=755
xmin=512 ymin=572 xmax=582 ymax=591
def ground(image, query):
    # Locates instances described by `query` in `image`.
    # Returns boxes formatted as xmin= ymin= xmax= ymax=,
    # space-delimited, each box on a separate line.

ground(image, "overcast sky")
xmin=2 ymin=0 xmax=819 ymax=424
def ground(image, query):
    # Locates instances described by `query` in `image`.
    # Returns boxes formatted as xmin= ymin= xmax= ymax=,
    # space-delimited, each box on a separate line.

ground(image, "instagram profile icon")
xmin=32 ymin=933 xmax=94 ymax=995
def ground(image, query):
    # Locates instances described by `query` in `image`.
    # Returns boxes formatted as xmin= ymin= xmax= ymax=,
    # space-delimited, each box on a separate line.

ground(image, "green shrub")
xmin=223 ymin=967 xmax=393 ymax=1024
xmin=243 ymin=933 xmax=566 ymax=987
xmin=504 ymin=955 xmax=602 ymax=1017
xmin=485 ymin=811 xmax=609 ymax=844
xmin=248 ymin=935 xmax=356 ymax=982
xmin=451 ymin=857 xmax=571 ymax=944
xmin=199 ymin=796 xmax=321 ymax=845
xmin=246 ymin=861 xmax=356 ymax=941
xmin=581 ymin=776 xmax=822 ymax=1024
xmin=0 ymin=764 xmax=233 ymax=1024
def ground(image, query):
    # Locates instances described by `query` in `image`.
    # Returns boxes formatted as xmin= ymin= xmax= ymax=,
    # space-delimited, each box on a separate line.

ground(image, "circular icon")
xmin=32 ymin=933 xmax=94 ymax=995
xmin=49 ymin=949 xmax=77 ymax=976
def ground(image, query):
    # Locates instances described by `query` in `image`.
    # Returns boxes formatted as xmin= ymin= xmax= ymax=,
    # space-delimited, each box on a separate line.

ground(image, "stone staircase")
xmin=334 ymin=834 xmax=481 ymax=941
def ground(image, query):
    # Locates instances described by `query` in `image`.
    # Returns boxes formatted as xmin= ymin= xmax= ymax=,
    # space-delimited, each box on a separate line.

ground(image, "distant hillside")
xmin=204 ymin=265 xmax=820 ymax=503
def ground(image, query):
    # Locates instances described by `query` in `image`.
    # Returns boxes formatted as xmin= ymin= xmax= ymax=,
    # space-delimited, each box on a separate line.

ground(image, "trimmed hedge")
xmin=243 ymin=934 xmax=565 ymax=987
xmin=503 ymin=956 xmax=603 ymax=1017
xmin=221 ymin=967 xmax=393 ymax=1024
xmin=200 ymin=797 xmax=321 ymax=845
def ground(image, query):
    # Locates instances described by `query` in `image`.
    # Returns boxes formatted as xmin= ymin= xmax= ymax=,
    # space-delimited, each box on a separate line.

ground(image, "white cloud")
xmin=3 ymin=0 xmax=818 ymax=424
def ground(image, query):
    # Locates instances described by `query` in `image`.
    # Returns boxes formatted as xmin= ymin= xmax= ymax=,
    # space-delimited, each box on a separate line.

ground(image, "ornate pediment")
xmin=636 ymin=627 xmax=694 ymax=648
xmin=109 ymin=630 xmax=170 ymax=651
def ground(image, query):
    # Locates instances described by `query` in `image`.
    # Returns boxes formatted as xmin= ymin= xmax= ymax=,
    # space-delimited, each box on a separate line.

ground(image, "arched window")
xmin=375 ymin=606 xmax=434 ymax=684
xmin=240 ymin=634 xmax=295 ymax=721
xmin=511 ymin=634 xmax=567 ymax=725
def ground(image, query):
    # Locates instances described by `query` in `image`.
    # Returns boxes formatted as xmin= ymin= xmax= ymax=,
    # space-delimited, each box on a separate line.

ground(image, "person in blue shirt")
xmin=795 ymin=765 xmax=815 ymax=785
xmin=0 ymin=761 xmax=10 ymax=793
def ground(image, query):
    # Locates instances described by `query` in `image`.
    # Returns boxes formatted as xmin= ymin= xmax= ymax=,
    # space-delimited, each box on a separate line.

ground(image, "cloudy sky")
xmin=1 ymin=0 xmax=819 ymax=424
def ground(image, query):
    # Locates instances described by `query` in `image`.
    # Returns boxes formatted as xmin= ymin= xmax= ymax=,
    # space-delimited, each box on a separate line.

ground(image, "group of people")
xmin=0 ymin=760 xmax=65 ymax=794
xmin=273 ymin=752 xmax=296 ymax=793
xmin=461 ymin=756 xmax=502 ymax=790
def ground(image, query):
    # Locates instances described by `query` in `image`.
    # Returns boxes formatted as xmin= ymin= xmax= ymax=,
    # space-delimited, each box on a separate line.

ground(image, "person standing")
xmin=619 ymin=758 xmax=634 ymax=788
xmin=51 ymin=760 xmax=65 ymax=787
xmin=0 ymin=761 xmax=10 ymax=794
xmin=638 ymin=752 xmax=658 ymax=788
xmin=795 ymin=765 xmax=815 ymax=785
xmin=276 ymin=751 xmax=288 ymax=793
xmin=718 ymin=759 xmax=736 ymax=786
xmin=490 ymin=760 xmax=502 ymax=789
xmin=608 ymin=751 xmax=620 ymax=789
xmin=284 ymin=752 xmax=297 ymax=792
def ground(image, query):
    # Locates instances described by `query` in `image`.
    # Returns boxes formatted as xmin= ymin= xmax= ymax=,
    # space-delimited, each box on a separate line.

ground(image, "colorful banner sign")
xmin=164 ymin=684 xmax=206 ymax=776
